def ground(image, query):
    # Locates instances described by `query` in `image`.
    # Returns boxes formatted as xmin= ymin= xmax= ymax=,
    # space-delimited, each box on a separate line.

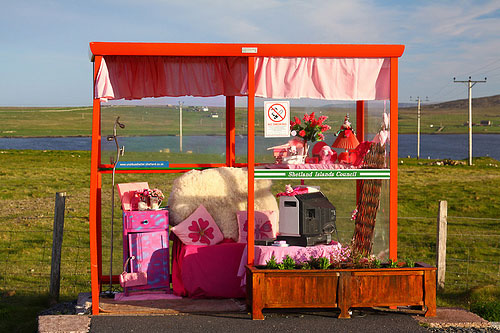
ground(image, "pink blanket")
xmin=172 ymin=235 xmax=246 ymax=298
xmin=237 ymin=243 xmax=341 ymax=286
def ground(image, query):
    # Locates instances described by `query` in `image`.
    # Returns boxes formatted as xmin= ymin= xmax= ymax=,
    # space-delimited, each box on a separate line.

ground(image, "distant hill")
xmin=426 ymin=94 xmax=500 ymax=109
xmin=325 ymin=94 xmax=500 ymax=109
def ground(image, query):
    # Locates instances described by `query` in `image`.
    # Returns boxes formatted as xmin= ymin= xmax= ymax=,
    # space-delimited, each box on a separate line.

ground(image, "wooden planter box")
xmin=246 ymin=263 xmax=436 ymax=320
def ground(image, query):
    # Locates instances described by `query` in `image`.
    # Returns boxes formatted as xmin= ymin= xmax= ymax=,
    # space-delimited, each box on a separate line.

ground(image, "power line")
xmin=454 ymin=57 xmax=500 ymax=78
xmin=453 ymin=76 xmax=487 ymax=166
xmin=429 ymin=82 xmax=455 ymax=101
xmin=482 ymin=71 xmax=500 ymax=79
xmin=438 ymin=87 xmax=463 ymax=101
xmin=439 ymin=88 xmax=467 ymax=102
xmin=474 ymin=63 xmax=500 ymax=77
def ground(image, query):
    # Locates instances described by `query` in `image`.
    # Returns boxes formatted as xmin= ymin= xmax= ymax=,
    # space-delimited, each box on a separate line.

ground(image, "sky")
xmin=1 ymin=0 xmax=499 ymax=106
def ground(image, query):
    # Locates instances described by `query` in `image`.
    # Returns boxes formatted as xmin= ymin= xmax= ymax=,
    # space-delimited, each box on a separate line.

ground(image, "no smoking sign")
xmin=264 ymin=101 xmax=290 ymax=138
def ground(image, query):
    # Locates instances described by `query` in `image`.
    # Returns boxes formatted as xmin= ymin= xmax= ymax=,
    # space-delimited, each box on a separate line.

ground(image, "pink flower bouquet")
xmin=290 ymin=112 xmax=331 ymax=143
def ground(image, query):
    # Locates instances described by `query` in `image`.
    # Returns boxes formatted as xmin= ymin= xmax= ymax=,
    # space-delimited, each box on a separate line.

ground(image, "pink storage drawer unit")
xmin=124 ymin=211 xmax=169 ymax=232
xmin=122 ymin=209 xmax=169 ymax=295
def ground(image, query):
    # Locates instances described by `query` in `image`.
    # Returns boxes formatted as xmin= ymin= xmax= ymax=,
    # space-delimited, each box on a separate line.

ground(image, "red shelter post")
xmin=389 ymin=57 xmax=399 ymax=261
xmin=356 ymin=101 xmax=365 ymax=204
xmin=226 ymin=96 xmax=236 ymax=167
xmin=90 ymin=56 xmax=102 ymax=314
xmin=247 ymin=57 xmax=256 ymax=265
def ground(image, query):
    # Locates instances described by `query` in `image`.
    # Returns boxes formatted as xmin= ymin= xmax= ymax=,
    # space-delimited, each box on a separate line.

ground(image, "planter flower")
xmin=247 ymin=244 xmax=436 ymax=320
xmin=263 ymin=245 xmax=412 ymax=271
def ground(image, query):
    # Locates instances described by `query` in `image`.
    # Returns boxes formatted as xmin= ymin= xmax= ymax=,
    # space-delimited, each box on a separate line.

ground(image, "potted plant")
xmin=246 ymin=248 xmax=436 ymax=320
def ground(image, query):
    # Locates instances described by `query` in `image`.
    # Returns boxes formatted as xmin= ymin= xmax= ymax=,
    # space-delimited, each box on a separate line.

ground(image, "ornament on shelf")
xmin=332 ymin=114 xmax=360 ymax=164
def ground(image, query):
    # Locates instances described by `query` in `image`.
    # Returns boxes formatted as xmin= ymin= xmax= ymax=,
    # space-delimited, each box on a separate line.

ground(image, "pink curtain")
xmin=95 ymin=55 xmax=248 ymax=100
xmin=254 ymin=57 xmax=390 ymax=100
xmin=95 ymin=56 xmax=390 ymax=101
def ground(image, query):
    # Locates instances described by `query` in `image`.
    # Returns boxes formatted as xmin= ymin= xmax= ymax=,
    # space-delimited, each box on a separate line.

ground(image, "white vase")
xmin=138 ymin=201 xmax=148 ymax=211
xmin=150 ymin=197 xmax=160 ymax=210
xmin=303 ymin=142 xmax=309 ymax=158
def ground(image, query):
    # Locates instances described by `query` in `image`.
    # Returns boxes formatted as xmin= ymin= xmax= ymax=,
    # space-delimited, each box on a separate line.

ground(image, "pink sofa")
xmin=171 ymin=234 xmax=246 ymax=298
xmin=168 ymin=167 xmax=278 ymax=299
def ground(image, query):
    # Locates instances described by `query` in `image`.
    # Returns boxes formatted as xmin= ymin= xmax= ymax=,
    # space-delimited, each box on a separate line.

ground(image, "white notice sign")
xmin=264 ymin=101 xmax=290 ymax=138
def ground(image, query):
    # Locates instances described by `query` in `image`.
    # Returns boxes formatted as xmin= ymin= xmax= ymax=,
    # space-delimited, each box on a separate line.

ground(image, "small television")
xmin=277 ymin=192 xmax=338 ymax=247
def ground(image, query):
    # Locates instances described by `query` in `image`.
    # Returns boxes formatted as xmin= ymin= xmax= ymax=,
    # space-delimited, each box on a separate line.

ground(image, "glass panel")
xmin=100 ymin=97 xmax=227 ymax=165
xmin=364 ymin=101 xmax=391 ymax=259
xmin=97 ymin=69 xmax=394 ymax=262
xmin=236 ymin=97 xmax=359 ymax=165
xmin=372 ymin=179 xmax=390 ymax=260
xmin=246 ymin=96 xmax=391 ymax=256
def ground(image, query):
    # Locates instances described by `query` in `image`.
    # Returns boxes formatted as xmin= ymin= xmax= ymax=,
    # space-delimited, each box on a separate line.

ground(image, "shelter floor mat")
xmin=97 ymin=296 xmax=246 ymax=315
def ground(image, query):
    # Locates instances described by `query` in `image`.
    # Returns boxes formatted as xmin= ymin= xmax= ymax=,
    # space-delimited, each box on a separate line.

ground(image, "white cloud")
xmin=2 ymin=0 xmax=500 ymax=105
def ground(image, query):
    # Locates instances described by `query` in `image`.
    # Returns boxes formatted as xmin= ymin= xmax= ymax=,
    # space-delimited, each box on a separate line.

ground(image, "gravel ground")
xmin=39 ymin=301 xmax=500 ymax=333
xmin=39 ymin=300 xmax=78 ymax=316
xmin=428 ymin=328 xmax=499 ymax=333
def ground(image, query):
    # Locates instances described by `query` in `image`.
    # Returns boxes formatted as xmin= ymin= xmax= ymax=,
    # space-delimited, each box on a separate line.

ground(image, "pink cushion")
xmin=171 ymin=205 xmax=224 ymax=246
xmin=236 ymin=211 xmax=278 ymax=243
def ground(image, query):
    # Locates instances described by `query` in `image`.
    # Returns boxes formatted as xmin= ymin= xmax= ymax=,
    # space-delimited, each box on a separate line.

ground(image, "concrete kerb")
xmin=37 ymin=293 xmax=92 ymax=333
xmin=413 ymin=307 xmax=492 ymax=329
xmin=490 ymin=322 xmax=500 ymax=330
xmin=38 ymin=315 xmax=91 ymax=333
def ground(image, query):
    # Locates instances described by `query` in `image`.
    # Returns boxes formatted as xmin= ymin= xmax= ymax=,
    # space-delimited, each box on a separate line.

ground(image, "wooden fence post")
xmin=50 ymin=192 xmax=66 ymax=304
xmin=436 ymin=200 xmax=447 ymax=289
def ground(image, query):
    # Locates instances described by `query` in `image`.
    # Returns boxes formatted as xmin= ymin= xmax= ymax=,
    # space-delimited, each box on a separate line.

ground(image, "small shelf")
xmin=254 ymin=168 xmax=390 ymax=180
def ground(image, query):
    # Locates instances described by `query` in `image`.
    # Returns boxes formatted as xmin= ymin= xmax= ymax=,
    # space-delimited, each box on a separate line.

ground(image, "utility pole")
xmin=179 ymin=101 xmax=183 ymax=152
xmin=453 ymin=77 xmax=487 ymax=166
xmin=410 ymin=96 xmax=428 ymax=160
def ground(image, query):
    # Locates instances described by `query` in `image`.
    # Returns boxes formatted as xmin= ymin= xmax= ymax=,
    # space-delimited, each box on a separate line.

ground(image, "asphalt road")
xmin=90 ymin=309 xmax=429 ymax=333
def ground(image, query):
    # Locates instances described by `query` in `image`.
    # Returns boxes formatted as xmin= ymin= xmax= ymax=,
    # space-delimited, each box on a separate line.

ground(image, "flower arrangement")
xmin=136 ymin=189 xmax=150 ymax=203
xmin=290 ymin=112 xmax=331 ymax=144
xmin=134 ymin=188 xmax=165 ymax=210
xmin=149 ymin=188 xmax=165 ymax=204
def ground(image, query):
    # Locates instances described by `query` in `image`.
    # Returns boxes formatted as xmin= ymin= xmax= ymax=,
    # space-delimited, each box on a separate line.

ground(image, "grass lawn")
xmin=0 ymin=149 xmax=499 ymax=331
xmin=2 ymin=104 xmax=500 ymax=138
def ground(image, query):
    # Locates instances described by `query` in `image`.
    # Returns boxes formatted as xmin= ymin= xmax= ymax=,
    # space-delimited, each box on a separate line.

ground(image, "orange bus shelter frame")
xmin=89 ymin=42 xmax=404 ymax=315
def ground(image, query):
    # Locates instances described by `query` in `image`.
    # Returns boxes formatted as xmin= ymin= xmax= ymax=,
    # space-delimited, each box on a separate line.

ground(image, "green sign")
xmin=254 ymin=169 xmax=390 ymax=180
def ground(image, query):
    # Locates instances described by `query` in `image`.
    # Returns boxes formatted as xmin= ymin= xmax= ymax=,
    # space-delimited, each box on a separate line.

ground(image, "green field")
xmin=1 ymin=101 xmax=499 ymax=331
xmin=0 ymin=149 xmax=499 ymax=331
xmin=1 ymin=103 xmax=499 ymax=138
xmin=399 ymin=105 xmax=500 ymax=134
